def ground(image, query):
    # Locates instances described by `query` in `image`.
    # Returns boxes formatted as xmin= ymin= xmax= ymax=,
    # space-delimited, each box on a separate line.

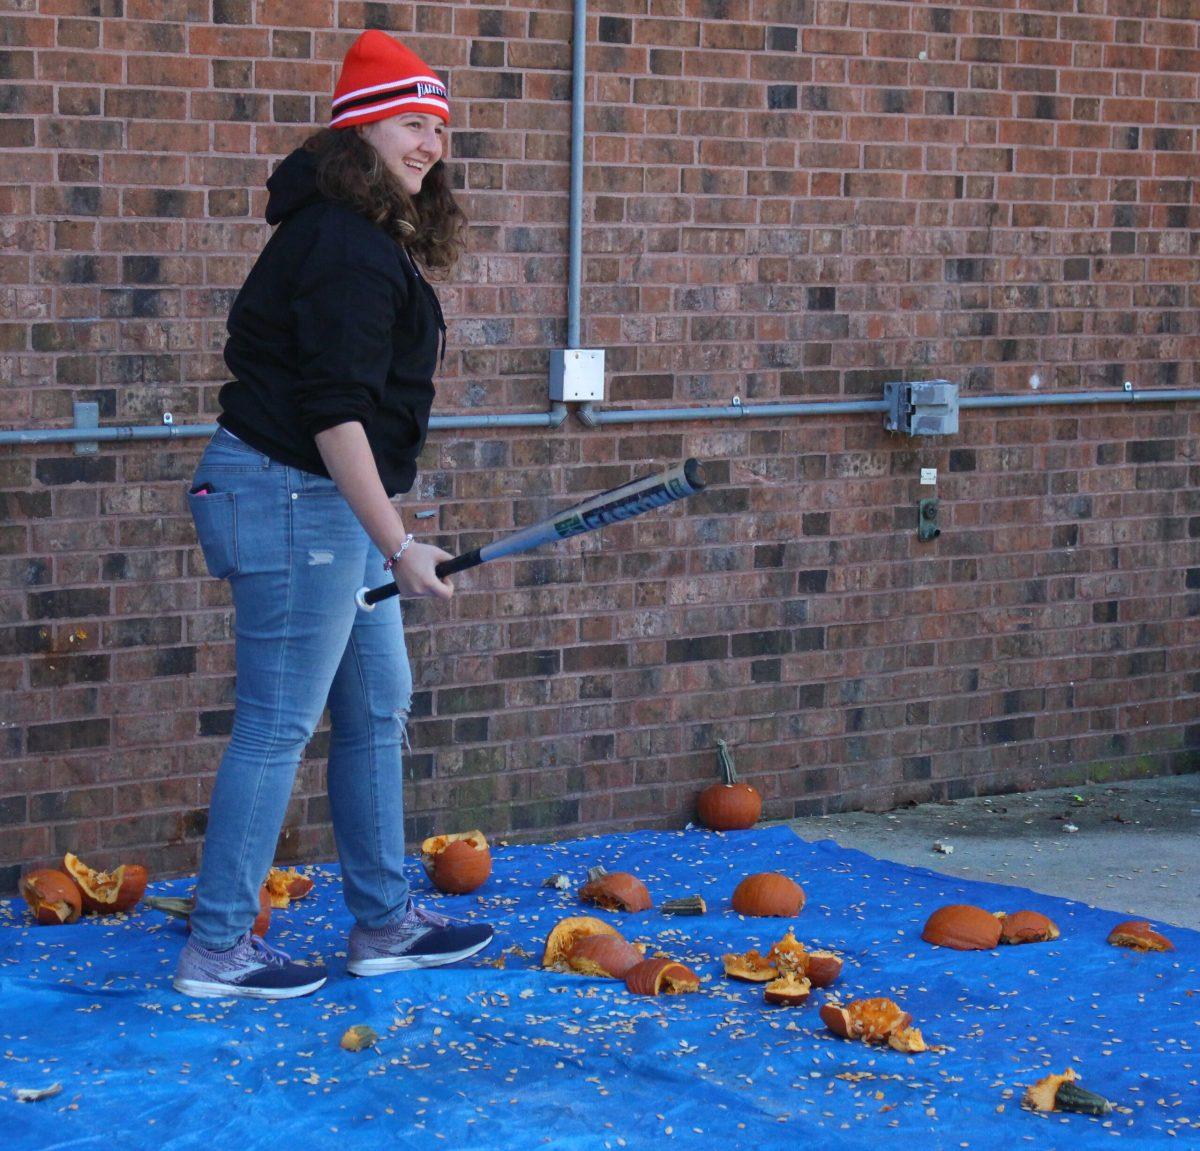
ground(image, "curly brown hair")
xmin=302 ymin=127 xmax=466 ymax=273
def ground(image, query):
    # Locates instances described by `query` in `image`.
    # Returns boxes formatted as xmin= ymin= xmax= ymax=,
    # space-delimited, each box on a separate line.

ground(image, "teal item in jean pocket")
xmin=188 ymin=487 xmax=239 ymax=579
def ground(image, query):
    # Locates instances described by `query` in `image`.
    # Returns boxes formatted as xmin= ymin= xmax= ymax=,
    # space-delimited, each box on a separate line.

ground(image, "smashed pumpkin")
xmin=63 ymin=853 xmax=148 ymax=915
xmin=19 ymin=869 xmax=82 ymax=926
xmin=421 ymin=830 xmax=492 ymax=895
xmin=264 ymin=867 xmax=315 ymax=909
xmin=579 ymin=870 xmax=652 ymax=913
xmin=565 ymin=934 xmax=645 ymax=980
xmin=624 ymin=958 xmax=700 ymax=996
xmin=542 ymin=915 xmax=622 ymax=968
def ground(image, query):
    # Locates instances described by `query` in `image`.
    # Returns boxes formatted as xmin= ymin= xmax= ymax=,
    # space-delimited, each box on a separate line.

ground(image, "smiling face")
xmin=358 ymin=112 xmax=445 ymax=195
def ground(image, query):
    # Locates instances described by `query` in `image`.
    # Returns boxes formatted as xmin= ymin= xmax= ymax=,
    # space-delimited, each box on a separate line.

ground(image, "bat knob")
xmin=354 ymin=586 xmax=375 ymax=612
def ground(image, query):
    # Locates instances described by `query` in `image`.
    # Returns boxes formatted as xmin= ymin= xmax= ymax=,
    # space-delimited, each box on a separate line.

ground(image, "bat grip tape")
xmin=354 ymin=547 xmax=483 ymax=611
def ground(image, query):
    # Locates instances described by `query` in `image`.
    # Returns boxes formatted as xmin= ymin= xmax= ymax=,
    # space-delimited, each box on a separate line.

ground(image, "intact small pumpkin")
xmin=63 ymin=852 xmax=148 ymax=915
xmin=542 ymin=915 xmax=622 ymax=967
xmin=421 ymin=830 xmax=492 ymax=895
xmin=696 ymin=739 xmax=762 ymax=831
xmin=1107 ymin=919 xmax=1174 ymax=952
xmin=920 ymin=903 xmax=1002 ymax=951
xmin=565 ymin=934 xmax=645 ymax=979
xmin=731 ymin=872 xmax=805 ymax=917
xmin=19 ymin=868 xmax=82 ymax=926
xmin=624 ymin=958 xmax=700 ymax=996
xmin=579 ymin=869 xmax=652 ymax=913
xmin=999 ymin=910 xmax=1059 ymax=945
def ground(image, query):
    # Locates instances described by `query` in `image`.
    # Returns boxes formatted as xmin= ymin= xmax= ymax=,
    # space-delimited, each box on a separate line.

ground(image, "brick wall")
xmin=2 ymin=0 xmax=1198 ymax=892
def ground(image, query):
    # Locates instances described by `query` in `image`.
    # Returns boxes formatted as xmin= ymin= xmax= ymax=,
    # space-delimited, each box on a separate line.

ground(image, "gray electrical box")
xmin=549 ymin=348 xmax=605 ymax=402
xmin=884 ymin=379 xmax=959 ymax=436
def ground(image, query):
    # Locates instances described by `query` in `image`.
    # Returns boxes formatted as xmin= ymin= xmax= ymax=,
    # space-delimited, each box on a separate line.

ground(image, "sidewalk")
xmin=787 ymin=772 xmax=1200 ymax=931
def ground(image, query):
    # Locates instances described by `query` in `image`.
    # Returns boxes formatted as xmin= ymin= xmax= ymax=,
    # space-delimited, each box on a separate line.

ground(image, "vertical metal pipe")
xmin=567 ymin=0 xmax=587 ymax=349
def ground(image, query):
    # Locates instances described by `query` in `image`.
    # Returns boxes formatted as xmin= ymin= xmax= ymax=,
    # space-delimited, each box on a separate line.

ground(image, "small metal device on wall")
xmin=918 ymin=498 xmax=941 ymax=541
xmin=884 ymin=380 xmax=959 ymax=436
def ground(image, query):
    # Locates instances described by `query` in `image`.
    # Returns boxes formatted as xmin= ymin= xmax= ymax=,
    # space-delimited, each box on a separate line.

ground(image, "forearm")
xmin=314 ymin=421 xmax=407 ymax=557
xmin=314 ymin=420 xmax=453 ymax=600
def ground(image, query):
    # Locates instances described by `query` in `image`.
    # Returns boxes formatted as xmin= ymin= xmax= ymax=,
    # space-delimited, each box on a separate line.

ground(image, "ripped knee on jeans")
xmin=393 ymin=706 xmax=411 ymax=752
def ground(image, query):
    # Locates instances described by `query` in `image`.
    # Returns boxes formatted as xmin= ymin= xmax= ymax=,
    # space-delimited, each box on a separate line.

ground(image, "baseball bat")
xmin=355 ymin=457 xmax=707 ymax=610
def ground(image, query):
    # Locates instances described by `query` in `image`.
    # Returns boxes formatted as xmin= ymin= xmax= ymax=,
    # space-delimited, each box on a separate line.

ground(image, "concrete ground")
xmin=786 ymin=772 xmax=1200 ymax=931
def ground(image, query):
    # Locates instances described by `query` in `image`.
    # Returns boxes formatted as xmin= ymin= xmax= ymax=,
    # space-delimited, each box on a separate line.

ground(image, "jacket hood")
xmin=265 ymin=148 xmax=324 ymax=226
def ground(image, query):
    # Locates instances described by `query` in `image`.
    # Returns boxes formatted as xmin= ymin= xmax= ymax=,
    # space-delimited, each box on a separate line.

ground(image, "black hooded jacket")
xmin=218 ymin=147 xmax=445 ymax=496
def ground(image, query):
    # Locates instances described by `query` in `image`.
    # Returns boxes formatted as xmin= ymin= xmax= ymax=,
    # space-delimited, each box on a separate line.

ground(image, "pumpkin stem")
xmin=716 ymin=738 xmax=739 ymax=785
xmin=586 ymin=865 xmax=609 ymax=882
xmin=661 ymin=895 xmax=707 ymax=916
xmin=143 ymin=895 xmax=194 ymax=920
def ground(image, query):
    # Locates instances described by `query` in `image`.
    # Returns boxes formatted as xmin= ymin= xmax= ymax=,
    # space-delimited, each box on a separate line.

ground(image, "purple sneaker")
xmin=174 ymin=932 xmax=327 ymax=1000
xmin=347 ymin=901 xmax=494 ymax=976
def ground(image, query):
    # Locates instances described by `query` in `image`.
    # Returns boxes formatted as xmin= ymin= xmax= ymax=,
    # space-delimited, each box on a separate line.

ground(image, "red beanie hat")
xmin=331 ymin=30 xmax=450 ymax=129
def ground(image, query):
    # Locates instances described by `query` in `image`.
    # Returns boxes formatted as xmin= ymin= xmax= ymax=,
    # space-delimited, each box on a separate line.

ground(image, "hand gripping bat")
xmin=355 ymin=458 xmax=707 ymax=610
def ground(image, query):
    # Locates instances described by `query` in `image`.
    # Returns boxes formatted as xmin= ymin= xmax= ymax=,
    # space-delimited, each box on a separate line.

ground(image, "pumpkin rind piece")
xmin=19 ymin=869 xmax=82 ymax=926
xmin=721 ymin=949 xmax=778 ymax=982
xmin=1106 ymin=919 xmax=1174 ymax=952
xmin=63 ymin=853 xmax=148 ymax=914
xmin=579 ymin=871 xmax=652 ymax=913
xmin=999 ymin=910 xmax=1059 ymax=945
xmin=542 ymin=915 xmax=622 ymax=967
xmin=1022 ymin=1068 xmax=1113 ymax=1115
xmin=624 ymin=958 xmax=700 ymax=996
xmin=921 ymin=903 xmax=1002 ymax=950
xmin=566 ymin=934 xmax=644 ymax=979
xmin=804 ymin=949 xmax=844 ymax=988
xmin=763 ymin=972 xmax=811 ymax=1006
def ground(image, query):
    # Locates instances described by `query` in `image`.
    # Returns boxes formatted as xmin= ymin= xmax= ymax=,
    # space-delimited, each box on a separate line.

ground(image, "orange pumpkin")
xmin=920 ymin=904 xmax=1002 ymax=951
xmin=63 ymin=853 xmax=148 ymax=914
xmin=421 ymin=830 xmax=492 ymax=895
xmin=696 ymin=739 xmax=761 ymax=831
xmin=731 ymin=872 xmax=805 ymax=917
xmin=19 ymin=869 xmax=82 ymax=926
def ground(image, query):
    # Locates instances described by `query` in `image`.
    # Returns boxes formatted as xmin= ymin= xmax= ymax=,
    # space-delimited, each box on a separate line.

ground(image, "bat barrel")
xmin=355 ymin=459 xmax=706 ymax=609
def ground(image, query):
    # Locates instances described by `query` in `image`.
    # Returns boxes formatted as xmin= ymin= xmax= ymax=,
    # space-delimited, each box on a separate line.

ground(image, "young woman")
xmin=175 ymin=31 xmax=493 ymax=999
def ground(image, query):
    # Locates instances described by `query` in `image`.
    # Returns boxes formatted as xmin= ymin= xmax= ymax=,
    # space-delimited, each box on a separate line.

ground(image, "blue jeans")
xmin=187 ymin=428 xmax=412 ymax=949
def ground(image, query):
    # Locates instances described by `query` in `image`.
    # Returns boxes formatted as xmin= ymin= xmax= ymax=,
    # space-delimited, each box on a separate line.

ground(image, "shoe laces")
xmin=406 ymin=901 xmax=452 ymax=929
xmin=242 ymin=932 xmax=291 ymax=968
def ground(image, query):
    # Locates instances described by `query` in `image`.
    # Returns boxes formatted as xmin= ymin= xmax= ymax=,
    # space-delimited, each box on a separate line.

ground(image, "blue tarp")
xmin=1 ymin=825 xmax=1196 ymax=1150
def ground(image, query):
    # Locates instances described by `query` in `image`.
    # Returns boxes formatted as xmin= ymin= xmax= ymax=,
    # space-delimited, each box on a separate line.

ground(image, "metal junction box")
xmin=549 ymin=348 xmax=605 ymax=402
xmin=884 ymin=379 xmax=959 ymax=436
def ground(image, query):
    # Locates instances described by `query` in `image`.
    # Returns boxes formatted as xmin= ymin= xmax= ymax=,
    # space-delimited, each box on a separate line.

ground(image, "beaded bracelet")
xmin=383 ymin=533 xmax=415 ymax=574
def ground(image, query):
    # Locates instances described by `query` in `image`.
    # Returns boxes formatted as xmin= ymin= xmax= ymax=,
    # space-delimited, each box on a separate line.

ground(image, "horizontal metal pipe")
xmin=577 ymin=388 xmax=1200 ymax=426
xmin=0 ymin=405 xmax=571 ymax=447
xmin=961 ymin=389 xmax=1200 ymax=408
xmin=577 ymin=400 xmax=890 ymax=426
xmin=4 ymin=389 xmax=1198 ymax=446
